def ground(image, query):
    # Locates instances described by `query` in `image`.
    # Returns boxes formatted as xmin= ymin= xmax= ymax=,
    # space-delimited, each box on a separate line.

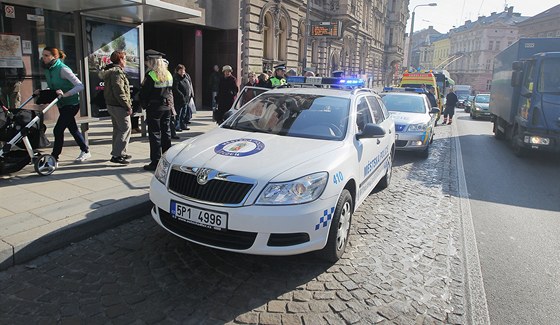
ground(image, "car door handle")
xmin=377 ymin=139 xmax=381 ymax=145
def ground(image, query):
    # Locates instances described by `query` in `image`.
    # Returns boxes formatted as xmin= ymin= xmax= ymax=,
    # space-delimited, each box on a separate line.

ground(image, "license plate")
xmin=170 ymin=201 xmax=228 ymax=230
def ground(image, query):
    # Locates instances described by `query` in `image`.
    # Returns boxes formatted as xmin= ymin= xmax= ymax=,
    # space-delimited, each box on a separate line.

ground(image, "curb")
xmin=0 ymin=197 xmax=152 ymax=271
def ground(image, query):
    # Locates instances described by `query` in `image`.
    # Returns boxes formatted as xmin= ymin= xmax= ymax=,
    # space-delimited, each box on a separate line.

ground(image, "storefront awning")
xmin=12 ymin=0 xmax=201 ymax=22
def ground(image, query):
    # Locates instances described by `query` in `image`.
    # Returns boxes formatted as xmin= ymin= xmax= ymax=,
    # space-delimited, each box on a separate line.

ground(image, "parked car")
xmin=463 ymin=95 xmax=475 ymax=113
xmin=149 ymin=77 xmax=396 ymax=262
xmin=470 ymin=93 xmax=491 ymax=119
xmin=380 ymin=87 xmax=439 ymax=158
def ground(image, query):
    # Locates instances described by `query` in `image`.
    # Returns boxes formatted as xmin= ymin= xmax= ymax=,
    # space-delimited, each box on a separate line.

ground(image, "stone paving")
xmin=0 ymin=123 xmax=467 ymax=324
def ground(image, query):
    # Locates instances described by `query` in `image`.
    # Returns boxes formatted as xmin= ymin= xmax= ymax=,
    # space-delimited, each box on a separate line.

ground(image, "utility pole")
xmin=302 ymin=0 xmax=311 ymax=71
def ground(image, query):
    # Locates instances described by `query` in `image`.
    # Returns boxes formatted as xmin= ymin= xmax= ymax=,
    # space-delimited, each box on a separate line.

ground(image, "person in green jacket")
xmin=39 ymin=47 xmax=90 ymax=162
xmin=269 ymin=64 xmax=287 ymax=88
xmin=99 ymin=50 xmax=132 ymax=164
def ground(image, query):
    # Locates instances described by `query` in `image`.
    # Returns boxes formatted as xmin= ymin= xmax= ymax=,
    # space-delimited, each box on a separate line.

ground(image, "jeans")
xmin=211 ymin=91 xmax=218 ymax=109
xmin=146 ymin=109 xmax=171 ymax=165
xmin=51 ymin=104 xmax=88 ymax=159
xmin=175 ymin=103 xmax=190 ymax=129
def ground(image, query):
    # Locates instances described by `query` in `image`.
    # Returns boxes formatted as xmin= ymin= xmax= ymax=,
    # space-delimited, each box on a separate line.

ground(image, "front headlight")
xmin=407 ymin=123 xmax=428 ymax=132
xmin=154 ymin=156 xmax=171 ymax=184
xmin=475 ymin=105 xmax=482 ymax=111
xmin=256 ymin=172 xmax=328 ymax=205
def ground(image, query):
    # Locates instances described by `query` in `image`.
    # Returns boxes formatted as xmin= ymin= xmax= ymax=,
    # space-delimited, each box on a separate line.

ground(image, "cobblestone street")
xmin=0 ymin=124 xmax=467 ymax=324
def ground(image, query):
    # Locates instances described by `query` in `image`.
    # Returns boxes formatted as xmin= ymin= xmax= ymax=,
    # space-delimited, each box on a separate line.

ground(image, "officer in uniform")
xmin=269 ymin=64 xmax=287 ymax=87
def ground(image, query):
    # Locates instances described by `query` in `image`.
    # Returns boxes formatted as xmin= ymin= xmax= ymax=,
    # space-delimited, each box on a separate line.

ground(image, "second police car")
xmin=380 ymin=87 xmax=439 ymax=158
xmin=149 ymin=76 xmax=396 ymax=261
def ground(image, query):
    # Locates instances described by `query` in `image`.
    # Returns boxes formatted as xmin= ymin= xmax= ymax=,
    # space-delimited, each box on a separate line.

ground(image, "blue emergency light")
xmin=286 ymin=76 xmax=365 ymax=87
xmin=383 ymin=87 xmax=425 ymax=94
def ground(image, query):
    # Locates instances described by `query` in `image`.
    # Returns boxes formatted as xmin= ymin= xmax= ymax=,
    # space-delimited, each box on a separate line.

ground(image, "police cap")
xmin=145 ymin=49 xmax=166 ymax=59
xmin=274 ymin=64 xmax=286 ymax=71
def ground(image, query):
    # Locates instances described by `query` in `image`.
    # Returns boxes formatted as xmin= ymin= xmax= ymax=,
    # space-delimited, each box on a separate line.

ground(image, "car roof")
xmin=264 ymin=87 xmax=373 ymax=99
xmin=380 ymin=92 xmax=426 ymax=98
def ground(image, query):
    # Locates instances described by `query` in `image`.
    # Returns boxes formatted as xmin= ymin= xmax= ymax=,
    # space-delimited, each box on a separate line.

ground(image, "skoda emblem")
xmin=196 ymin=168 xmax=211 ymax=185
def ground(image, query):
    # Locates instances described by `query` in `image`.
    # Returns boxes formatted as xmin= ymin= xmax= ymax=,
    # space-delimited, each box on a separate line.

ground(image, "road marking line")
xmin=452 ymin=121 xmax=491 ymax=325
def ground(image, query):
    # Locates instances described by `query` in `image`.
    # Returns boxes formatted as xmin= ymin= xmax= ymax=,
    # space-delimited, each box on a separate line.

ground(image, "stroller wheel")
xmin=34 ymin=154 xmax=57 ymax=176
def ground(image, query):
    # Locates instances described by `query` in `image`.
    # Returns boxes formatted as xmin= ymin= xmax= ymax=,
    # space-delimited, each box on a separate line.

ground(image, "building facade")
xmin=517 ymin=4 xmax=560 ymax=38
xmin=1 ymin=0 xmax=409 ymax=123
xmin=407 ymin=26 xmax=441 ymax=70
xmin=447 ymin=7 xmax=527 ymax=93
xmin=430 ymin=36 xmax=450 ymax=69
xmin=241 ymin=0 xmax=410 ymax=88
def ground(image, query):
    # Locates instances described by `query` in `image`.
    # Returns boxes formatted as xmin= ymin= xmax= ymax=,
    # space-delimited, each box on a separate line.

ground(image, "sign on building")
xmin=310 ymin=21 xmax=341 ymax=38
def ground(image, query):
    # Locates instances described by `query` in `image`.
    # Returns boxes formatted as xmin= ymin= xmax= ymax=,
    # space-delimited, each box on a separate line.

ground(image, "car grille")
xmin=395 ymin=124 xmax=406 ymax=132
xmin=158 ymin=208 xmax=257 ymax=250
xmin=168 ymin=168 xmax=254 ymax=205
xmin=396 ymin=140 xmax=408 ymax=148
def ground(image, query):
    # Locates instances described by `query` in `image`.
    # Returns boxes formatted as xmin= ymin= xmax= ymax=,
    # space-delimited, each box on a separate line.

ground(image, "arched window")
xmin=263 ymin=13 xmax=274 ymax=60
xmin=298 ymin=21 xmax=306 ymax=64
xmin=278 ymin=17 xmax=287 ymax=61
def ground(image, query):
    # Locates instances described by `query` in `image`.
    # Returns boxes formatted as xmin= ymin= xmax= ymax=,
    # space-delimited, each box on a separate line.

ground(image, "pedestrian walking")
xmin=443 ymin=88 xmax=458 ymax=125
xmin=241 ymin=71 xmax=259 ymax=103
xmin=99 ymin=50 xmax=132 ymax=164
xmin=38 ymin=46 xmax=90 ymax=162
xmin=215 ymin=65 xmax=238 ymax=124
xmin=172 ymin=64 xmax=193 ymax=131
xmin=139 ymin=50 xmax=173 ymax=171
xmin=209 ymin=64 xmax=221 ymax=109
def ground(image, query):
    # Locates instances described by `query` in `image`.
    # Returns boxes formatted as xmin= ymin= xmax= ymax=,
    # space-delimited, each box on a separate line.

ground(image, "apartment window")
xmin=495 ymin=41 xmax=500 ymax=51
xmin=278 ymin=17 xmax=287 ymax=61
xmin=488 ymin=41 xmax=494 ymax=50
xmin=298 ymin=22 xmax=306 ymax=64
xmin=485 ymin=59 xmax=491 ymax=70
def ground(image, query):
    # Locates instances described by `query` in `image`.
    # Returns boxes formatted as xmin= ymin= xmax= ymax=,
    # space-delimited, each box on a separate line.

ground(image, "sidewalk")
xmin=0 ymin=110 xmax=217 ymax=270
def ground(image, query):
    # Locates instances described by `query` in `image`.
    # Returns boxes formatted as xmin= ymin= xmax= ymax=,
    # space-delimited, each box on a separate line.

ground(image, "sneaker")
xmin=75 ymin=151 xmax=91 ymax=162
xmin=143 ymin=163 xmax=157 ymax=171
xmin=122 ymin=154 xmax=132 ymax=160
xmin=110 ymin=156 xmax=130 ymax=164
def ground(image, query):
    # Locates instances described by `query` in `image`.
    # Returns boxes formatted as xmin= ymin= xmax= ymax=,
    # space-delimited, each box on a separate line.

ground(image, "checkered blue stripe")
xmin=315 ymin=207 xmax=335 ymax=230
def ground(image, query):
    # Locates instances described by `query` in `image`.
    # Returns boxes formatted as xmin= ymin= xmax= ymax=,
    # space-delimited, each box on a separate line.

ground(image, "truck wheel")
xmin=511 ymin=128 xmax=527 ymax=157
xmin=494 ymin=124 xmax=505 ymax=140
xmin=319 ymin=189 xmax=353 ymax=262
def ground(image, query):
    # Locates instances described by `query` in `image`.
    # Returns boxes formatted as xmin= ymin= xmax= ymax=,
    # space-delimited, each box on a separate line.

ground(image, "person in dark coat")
xmin=172 ymin=64 xmax=193 ymax=131
xmin=426 ymin=85 xmax=438 ymax=108
xmin=139 ymin=51 xmax=174 ymax=171
xmin=443 ymin=88 xmax=459 ymax=125
xmin=215 ymin=65 xmax=238 ymax=124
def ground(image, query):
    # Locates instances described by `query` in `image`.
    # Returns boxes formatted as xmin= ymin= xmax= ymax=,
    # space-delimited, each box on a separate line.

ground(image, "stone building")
xmin=517 ymin=4 xmax=560 ymax=38
xmin=447 ymin=7 xmax=527 ymax=92
xmin=407 ymin=26 xmax=441 ymax=70
xmin=241 ymin=0 xmax=410 ymax=87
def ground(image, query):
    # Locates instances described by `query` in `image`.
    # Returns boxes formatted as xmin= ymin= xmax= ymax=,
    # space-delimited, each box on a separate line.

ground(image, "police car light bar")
xmin=286 ymin=76 xmax=365 ymax=87
xmin=383 ymin=87 xmax=425 ymax=93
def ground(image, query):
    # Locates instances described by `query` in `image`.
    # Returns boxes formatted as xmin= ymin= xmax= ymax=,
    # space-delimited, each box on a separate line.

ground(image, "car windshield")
xmin=475 ymin=95 xmax=490 ymax=103
xmin=223 ymin=93 xmax=350 ymax=141
xmin=380 ymin=94 xmax=426 ymax=114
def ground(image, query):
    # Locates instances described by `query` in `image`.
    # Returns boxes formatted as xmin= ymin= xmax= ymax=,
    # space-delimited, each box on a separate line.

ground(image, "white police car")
xmin=380 ymin=87 xmax=439 ymax=158
xmin=149 ymin=77 xmax=395 ymax=261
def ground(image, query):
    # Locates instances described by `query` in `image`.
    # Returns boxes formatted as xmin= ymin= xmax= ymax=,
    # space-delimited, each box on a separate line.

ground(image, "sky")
xmin=407 ymin=0 xmax=559 ymax=34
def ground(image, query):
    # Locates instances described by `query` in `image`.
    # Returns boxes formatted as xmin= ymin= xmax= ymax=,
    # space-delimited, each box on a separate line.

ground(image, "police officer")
xmin=139 ymin=49 xmax=174 ymax=171
xmin=269 ymin=64 xmax=287 ymax=87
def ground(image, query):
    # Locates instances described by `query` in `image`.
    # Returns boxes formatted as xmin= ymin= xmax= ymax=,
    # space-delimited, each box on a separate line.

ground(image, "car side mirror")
xmin=356 ymin=123 xmax=386 ymax=140
xmin=430 ymin=107 xmax=440 ymax=115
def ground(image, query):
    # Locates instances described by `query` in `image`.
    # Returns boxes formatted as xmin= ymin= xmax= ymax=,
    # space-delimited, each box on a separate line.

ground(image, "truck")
xmin=453 ymin=85 xmax=472 ymax=108
xmin=489 ymin=38 xmax=560 ymax=156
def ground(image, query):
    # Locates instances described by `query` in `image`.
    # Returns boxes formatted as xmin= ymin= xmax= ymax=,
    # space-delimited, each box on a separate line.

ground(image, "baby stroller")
xmin=0 ymin=91 xmax=59 ymax=176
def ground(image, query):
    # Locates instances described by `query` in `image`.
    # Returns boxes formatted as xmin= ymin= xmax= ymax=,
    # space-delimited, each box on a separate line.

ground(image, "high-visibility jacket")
xmin=269 ymin=76 xmax=286 ymax=87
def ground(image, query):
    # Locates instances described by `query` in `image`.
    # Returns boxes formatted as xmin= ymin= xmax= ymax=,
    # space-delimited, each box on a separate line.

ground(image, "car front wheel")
xmin=319 ymin=189 xmax=353 ymax=262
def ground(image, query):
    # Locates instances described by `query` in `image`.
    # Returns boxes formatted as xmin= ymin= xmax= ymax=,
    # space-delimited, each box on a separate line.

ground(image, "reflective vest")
xmin=148 ymin=70 xmax=173 ymax=88
xmin=270 ymin=76 xmax=286 ymax=87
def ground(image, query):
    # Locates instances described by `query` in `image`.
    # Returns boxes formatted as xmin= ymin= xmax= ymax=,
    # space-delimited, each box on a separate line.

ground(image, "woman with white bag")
xmin=172 ymin=64 xmax=194 ymax=131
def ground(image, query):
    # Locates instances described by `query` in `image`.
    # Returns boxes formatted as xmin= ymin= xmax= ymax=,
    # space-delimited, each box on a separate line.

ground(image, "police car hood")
xmin=168 ymin=128 xmax=343 ymax=180
xmin=389 ymin=111 xmax=430 ymax=125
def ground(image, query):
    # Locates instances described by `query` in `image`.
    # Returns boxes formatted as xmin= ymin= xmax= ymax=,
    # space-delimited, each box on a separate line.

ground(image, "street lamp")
xmin=407 ymin=2 xmax=437 ymax=71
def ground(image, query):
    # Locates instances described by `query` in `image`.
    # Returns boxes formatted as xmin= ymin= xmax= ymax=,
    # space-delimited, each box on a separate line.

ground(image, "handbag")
xmin=188 ymin=96 xmax=197 ymax=114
